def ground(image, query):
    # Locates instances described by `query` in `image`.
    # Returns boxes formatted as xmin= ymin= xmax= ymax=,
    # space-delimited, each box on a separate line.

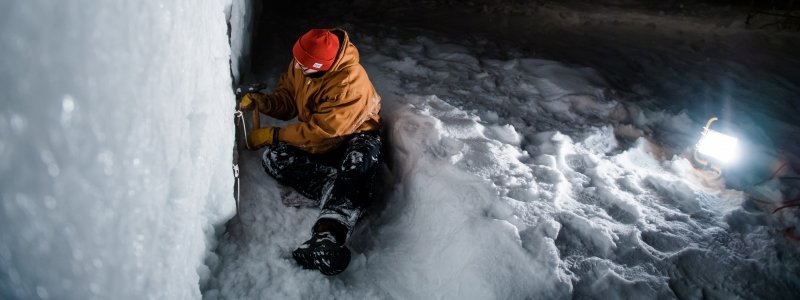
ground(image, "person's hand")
xmin=247 ymin=127 xmax=279 ymax=150
xmin=236 ymin=83 xmax=267 ymax=111
xmin=240 ymin=93 xmax=258 ymax=111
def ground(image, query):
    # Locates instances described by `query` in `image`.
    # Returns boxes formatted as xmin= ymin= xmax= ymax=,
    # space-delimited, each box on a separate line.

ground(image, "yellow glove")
xmin=247 ymin=127 xmax=280 ymax=150
xmin=239 ymin=93 xmax=258 ymax=111
xmin=240 ymin=93 xmax=271 ymax=113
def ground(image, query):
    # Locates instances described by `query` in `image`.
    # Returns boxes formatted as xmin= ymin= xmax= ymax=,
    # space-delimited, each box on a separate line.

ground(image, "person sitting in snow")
xmin=238 ymin=28 xmax=382 ymax=275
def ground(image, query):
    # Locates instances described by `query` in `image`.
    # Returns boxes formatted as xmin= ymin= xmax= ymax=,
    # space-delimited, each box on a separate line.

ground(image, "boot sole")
xmin=292 ymin=244 xmax=351 ymax=276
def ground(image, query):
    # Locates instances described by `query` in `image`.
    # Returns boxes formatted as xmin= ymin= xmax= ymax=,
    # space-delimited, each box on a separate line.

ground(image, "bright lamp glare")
xmin=696 ymin=129 xmax=739 ymax=164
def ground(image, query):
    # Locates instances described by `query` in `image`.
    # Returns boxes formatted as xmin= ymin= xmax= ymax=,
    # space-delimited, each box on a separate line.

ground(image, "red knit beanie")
xmin=292 ymin=29 xmax=340 ymax=71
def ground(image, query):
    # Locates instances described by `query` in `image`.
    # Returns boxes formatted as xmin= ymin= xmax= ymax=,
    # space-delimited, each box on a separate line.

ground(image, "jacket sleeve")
xmin=262 ymin=71 xmax=299 ymax=120
xmin=279 ymin=77 xmax=375 ymax=153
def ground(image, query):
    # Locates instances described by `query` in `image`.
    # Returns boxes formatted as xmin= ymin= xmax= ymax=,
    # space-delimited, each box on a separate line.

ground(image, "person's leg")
xmin=318 ymin=131 xmax=382 ymax=235
xmin=293 ymin=132 xmax=382 ymax=275
xmin=261 ymin=143 xmax=336 ymax=203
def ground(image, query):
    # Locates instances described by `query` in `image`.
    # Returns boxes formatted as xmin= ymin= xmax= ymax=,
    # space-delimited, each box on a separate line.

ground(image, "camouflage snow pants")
xmin=261 ymin=131 xmax=382 ymax=235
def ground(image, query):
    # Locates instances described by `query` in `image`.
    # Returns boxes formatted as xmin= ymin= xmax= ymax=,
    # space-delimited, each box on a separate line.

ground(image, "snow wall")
xmin=0 ymin=0 xmax=251 ymax=298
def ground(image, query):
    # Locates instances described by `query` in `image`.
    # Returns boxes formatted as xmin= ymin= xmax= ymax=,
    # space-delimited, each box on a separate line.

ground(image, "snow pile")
xmin=363 ymin=34 xmax=798 ymax=298
xmin=211 ymin=21 xmax=799 ymax=299
xmin=1 ymin=1 xmax=237 ymax=299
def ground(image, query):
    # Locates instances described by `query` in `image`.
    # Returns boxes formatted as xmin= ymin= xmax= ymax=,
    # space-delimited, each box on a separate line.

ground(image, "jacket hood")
xmin=326 ymin=29 xmax=359 ymax=74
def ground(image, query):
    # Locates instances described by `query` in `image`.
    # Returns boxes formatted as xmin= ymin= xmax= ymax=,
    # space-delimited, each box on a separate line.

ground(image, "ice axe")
xmin=235 ymin=83 xmax=268 ymax=142
xmin=251 ymin=104 xmax=260 ymax=131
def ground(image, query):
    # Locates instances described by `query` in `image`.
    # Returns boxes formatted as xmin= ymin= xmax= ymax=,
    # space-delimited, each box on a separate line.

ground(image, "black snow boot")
xmin=292 ymin=220 xmax=351 ymax=275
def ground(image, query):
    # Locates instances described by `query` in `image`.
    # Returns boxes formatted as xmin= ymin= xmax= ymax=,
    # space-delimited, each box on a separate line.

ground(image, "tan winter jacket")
xmin=250 ymin=29 xmax=381 ymax=154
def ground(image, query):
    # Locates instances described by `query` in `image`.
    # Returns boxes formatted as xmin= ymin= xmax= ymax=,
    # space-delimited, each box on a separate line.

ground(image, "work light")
xmin=693 ymin=117 xmax=740 ymax=175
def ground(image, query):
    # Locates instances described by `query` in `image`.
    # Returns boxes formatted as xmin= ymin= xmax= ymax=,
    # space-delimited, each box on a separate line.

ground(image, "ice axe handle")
xmin=251 ymin=109 xmax=260 ymax=130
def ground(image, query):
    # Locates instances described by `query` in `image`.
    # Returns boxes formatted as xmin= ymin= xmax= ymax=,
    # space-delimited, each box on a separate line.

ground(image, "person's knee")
xmin=340 ymin=150 xmax=380 ymax=179
xmin=261 ymin=143 xmax=296 ymax=176
xmin=341 ymin=134 xmax=382 ymax=176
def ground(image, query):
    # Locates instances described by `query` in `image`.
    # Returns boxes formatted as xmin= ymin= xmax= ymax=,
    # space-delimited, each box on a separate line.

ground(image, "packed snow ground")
xmin=208 ymin=2 xmax=800 ymax=299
